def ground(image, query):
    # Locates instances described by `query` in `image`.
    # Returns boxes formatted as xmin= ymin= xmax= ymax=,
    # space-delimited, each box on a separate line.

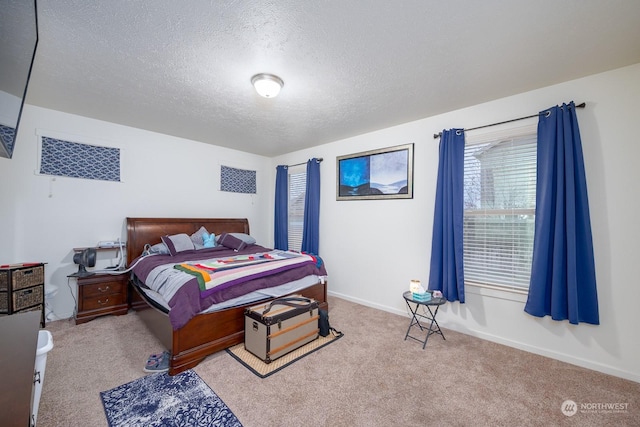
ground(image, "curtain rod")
xmin=432 ymin=102 xmax=586 ymax=139
xmin=287 ymin=157 xmax=323 ymax=167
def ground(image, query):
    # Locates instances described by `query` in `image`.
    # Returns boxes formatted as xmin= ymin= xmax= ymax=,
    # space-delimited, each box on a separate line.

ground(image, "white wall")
xmin=0 ymin=106 xmax=273 ymax=319
xmin=273 ymin=63 xmax=640 ymax=382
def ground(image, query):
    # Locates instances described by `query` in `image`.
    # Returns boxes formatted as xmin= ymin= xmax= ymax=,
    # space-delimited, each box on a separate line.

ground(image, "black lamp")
xmin=69 ymin=248 xmax=97 ymax=277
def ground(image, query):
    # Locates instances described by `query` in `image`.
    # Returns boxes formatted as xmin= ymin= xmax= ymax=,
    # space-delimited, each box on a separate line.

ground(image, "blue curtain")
xmin=524 ymin=102 xmax=599 ymax=325
xmin=301 ymin=158 xmax=321 ymax=255
xmin=274 ymin=165 xmax=288 ymax=250
xmin=428 ymin=129 xmax=465 ymax=302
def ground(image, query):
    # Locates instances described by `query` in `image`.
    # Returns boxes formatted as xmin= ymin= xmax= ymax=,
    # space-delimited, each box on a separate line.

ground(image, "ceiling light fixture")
xmin=251 ymin=73 xmax=284 ymax=98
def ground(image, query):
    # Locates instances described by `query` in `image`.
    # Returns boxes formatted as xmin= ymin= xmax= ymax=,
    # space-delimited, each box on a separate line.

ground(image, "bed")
xmin=126 ymin=217 xmax=328 ymax=375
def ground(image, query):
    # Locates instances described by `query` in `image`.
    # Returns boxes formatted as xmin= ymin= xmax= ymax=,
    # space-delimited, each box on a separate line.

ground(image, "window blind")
xmin=463 ymin=132 xmax=537 ymax=289
xmin=288 ymin=165 xmax=306 ymax=252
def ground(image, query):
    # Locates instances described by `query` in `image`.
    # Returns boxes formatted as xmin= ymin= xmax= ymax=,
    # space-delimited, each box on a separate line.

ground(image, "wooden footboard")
xmin=132 ymin=280 xmax=328 ymax=375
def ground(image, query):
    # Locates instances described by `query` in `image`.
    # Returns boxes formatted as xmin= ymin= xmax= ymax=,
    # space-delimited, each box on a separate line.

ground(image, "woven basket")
xmin=13 ymin=266 xmax=44 ymax=291
xmin=13 ymin=285 xmax=44 ymax=311
xmin=18 ymin=303 xmax=43 ymax=315
xmin=0 ymin=271 xmax=8 ymax=291
xmin=0 ymin=292 xmax=7 ymax=312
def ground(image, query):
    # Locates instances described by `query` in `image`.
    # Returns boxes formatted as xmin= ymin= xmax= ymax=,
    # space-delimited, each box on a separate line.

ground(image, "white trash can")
xmin=31 ymin=330 xmax=53 ymax=426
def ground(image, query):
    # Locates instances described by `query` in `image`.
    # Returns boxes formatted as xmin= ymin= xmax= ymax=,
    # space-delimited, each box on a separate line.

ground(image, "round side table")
xmin=402 ymin=291 xmax=446 ymax=349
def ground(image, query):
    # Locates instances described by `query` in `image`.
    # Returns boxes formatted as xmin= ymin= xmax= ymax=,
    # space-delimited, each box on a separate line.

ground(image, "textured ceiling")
xmin=24 ymin=0 xmax=640 ymax=157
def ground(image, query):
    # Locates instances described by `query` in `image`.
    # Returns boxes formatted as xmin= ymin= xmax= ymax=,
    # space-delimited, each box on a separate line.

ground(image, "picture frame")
xmin=336 ymin=143 xmax=414 ymax=200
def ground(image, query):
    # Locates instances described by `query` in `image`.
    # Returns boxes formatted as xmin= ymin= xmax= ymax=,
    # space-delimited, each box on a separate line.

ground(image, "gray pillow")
xmin=190 ymin=226 xmax=209 ymax=247
xmin=221 ymin=233 xmax=256 ymax=246
xmin=148 ymin=242 xmax=170 ymax=255
xmin=161 ymin=233 xmax=195 ymax=256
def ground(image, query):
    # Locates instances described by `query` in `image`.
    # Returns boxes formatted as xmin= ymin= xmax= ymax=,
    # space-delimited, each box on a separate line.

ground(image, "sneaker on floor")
xmin=146 ymin=350 xmax=170 ymax=362
xmin=143 ymin=351 xmax=170 ymax=373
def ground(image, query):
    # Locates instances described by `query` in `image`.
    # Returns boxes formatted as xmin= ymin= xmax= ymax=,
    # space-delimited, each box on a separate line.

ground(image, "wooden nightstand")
xmin=75 ymin=273 xmax=129 ymax=324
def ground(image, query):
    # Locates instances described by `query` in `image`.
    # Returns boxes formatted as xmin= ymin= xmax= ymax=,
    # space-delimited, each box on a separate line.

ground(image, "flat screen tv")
xmin=0 ymin=0 xmax=39 ymax=159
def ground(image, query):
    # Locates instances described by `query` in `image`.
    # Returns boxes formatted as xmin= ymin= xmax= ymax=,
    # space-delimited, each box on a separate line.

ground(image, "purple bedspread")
xmin=131 ymin=245 xmax=327 ymax=330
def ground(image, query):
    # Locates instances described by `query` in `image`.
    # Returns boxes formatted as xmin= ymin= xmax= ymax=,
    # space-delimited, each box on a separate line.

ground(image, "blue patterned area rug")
xmin=100 ymin=370 xmax=242 ymax=427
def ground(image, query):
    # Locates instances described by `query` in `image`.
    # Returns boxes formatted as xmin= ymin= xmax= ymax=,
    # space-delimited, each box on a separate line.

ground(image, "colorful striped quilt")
xmin=174 ymin=250 xmax=317 ymax=295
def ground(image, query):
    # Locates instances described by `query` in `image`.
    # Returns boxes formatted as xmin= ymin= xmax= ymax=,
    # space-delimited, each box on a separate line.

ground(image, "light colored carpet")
xmin=37 ymin=296 xmax=640 ymax=426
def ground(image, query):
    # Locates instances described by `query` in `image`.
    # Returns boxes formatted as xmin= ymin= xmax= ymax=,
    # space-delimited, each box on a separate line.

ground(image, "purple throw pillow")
xmin=217 ymin=233 xmax=247 ymax=251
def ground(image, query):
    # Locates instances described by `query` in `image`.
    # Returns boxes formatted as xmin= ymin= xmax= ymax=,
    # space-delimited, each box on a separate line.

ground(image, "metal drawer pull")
xmin=97 ymin=286 xmax=110 ymax=292
xmin=97 ymin=298 xmax=109 ymax=306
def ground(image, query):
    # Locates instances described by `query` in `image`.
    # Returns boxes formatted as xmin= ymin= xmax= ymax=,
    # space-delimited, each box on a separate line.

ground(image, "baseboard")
xmin=328 ymin=291 xmax=409 ymax=317
xmin=327 ymin=290 xmax=640 ymax=384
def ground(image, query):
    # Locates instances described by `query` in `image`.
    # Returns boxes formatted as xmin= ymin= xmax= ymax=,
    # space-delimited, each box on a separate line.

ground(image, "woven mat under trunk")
xmin=226 ymin=332 xmax=343 ymax=378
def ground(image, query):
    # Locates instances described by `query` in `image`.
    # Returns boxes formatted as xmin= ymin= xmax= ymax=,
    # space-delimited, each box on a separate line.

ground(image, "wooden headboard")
xmin=126 ymin=217 xmax=250 ymax=265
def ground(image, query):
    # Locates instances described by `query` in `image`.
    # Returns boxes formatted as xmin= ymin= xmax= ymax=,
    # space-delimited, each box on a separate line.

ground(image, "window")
xmin=463 ymin=126 xmax=537 ymax=291
xmin=288 ymin=164 xmax=306 ymax=252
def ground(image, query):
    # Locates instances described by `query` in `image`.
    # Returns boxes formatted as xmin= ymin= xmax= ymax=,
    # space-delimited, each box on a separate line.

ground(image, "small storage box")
xmin=13 ymin=285 xmax=44 ymax=311
xmin=245 ymin=295 xmax=319 ymax=363
xmin=0 ymin=270 xmax=8 ymax=291
xmin=12 ymin=265 xmax=45 ymax=291
xmin=0 ymin=292 xmax=7 ymax=313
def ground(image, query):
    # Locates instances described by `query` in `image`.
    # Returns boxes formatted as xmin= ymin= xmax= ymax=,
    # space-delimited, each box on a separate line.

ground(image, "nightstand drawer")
xmin=82 ymin=280 xmax=125 ymax=298
xmin=82 ymin=293 xmax=126 ymax=311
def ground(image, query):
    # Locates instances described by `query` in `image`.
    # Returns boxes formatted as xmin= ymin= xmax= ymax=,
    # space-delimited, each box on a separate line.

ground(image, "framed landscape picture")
xmin=336 ymin=143 xmax=414 ymax=200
